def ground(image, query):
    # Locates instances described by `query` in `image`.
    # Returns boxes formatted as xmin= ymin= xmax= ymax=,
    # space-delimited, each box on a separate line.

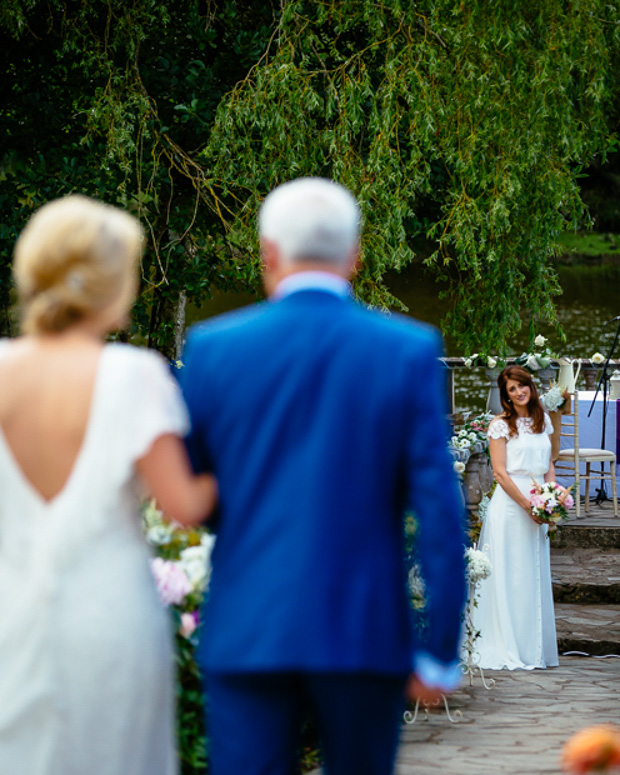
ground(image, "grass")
xmin=557 ymin=231 xmax=620 ymax=257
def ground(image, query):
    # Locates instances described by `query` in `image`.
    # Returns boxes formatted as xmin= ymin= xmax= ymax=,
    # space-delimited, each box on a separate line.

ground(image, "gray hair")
xmin=258 ymin=178 xmax=361 ymax=266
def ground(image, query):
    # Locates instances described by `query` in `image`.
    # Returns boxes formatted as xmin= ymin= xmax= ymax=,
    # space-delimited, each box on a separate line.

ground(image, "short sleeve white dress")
xmin=473 ymin=414 xmax=559 ymax=670
xmin=0 ymin=342 xmax=189 ymax=775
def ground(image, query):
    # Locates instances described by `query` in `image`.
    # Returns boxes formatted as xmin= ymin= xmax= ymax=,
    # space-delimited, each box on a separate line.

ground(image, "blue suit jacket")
xmin=181 ymin=289 xmax=466 ymax=675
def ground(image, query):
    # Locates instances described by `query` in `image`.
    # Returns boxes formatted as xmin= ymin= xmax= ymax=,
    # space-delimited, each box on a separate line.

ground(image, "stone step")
xmin=555 ymin=602 xmax=620 ymax=656
xmin=554 ymin=524 xmax=620 ymax=549
xmin=551 ymin=547 xmax=620 ymax=603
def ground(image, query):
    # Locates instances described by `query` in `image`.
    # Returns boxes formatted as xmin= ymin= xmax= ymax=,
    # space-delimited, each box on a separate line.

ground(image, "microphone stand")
xmin=588 ymin=319 xmax=620 ymax=504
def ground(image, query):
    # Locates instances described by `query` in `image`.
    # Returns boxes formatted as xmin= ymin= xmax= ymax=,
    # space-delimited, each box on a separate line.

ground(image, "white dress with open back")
xmin=473 ymin=414 xmax=559 ymax=670
xmin=0 ymin=342 xmax=188 ymax=775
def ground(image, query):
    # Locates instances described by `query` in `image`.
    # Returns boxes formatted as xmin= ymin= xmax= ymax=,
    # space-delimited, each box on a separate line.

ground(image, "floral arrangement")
xmin=590 ymin=352 xmax=606 ymax=366
xmin=463 ymin=353 xmax=506 ymax=369
xmin=529 ymin=481 xmax=574 ymax=528
xmin=540 ymin=383 xmax=568 ymax=412
xmin=515 ymin=333 xmax=555 ymax=373
xmin=561 ymin=724 xmax=620 ymax=774
xmin=143 ymin=500 xmax=215 ymax=773
xmin=464 ymin=547 xmax=492 ymax=585
xmin=449 ymin=411 xmax=494 ymax=468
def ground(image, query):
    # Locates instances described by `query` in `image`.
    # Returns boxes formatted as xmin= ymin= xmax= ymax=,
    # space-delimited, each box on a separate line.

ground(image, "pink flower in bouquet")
xmin=179 ymin=611 xmax=199 ymax=639
xmin=151 ymin=558 xmax=192 ymax=606
xmin=530 ymin=494 xmax=546 ymax=510
xmin=564 ymin=493 xmax=575 ymax=509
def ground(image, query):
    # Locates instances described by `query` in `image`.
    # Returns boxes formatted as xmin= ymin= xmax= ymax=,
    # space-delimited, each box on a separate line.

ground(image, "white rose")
xmin=591 ymin=352 xmax=605 ymax=365
xmin=534 ymin=334 xmax=547 ymax=348
xmin=179 ymin=545 xmax=211 ymax=591
xmin=146 ymin=525 xmax=173 ymax=546
xmin=464 ymin=357 xmax=473 ymax=368
xmin=487 ymin=356 xmax=497 ymax=369
xmin=453 ymin=461 xmax=466 ymax=474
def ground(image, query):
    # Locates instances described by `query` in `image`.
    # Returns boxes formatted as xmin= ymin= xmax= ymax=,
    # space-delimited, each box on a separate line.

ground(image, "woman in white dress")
xmin=474 ymin=364 xmax=559 ymax=670
xmin=0 ymin=196 xmax=217 ymax=775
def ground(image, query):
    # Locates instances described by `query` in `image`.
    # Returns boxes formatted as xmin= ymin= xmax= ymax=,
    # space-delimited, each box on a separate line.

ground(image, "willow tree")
xmin=202 ymin=0 xmax=620 ymax=353
xmin=1 ymin=0 xmax=619 ymax=355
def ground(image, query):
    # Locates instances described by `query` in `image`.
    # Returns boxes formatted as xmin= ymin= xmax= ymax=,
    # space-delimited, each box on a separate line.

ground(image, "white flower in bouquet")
xmin=534 ymin=334 xmax=547 ymax=348
xmin=151 ymin=557 xmax=192 ymax=606
xmin=458 ymin=429 xmax=469 ymax=438
xmin=487 ymin=356 xmax=497 ymax=369
xmin=146 ymin=524 xmax=174 ymax=546
xmin=453 ymin=460 xmax=466 ymax=475
xmin=468 ymin=432 xmax=478 ymax=442
xmin=178 ymin=545 xmax=211 ymax=591
xmin=450 ymin=435 xmax=460 ymax=447
xmin=464 ymin=547 xmax=492 ymax=584
xmin=591 ymin=352 xmax=605 ymax=365
xmin=456 ymin=438 xmax=470 ymax=449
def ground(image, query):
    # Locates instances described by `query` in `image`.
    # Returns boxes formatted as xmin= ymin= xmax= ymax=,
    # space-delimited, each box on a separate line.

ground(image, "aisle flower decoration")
xmin=461 ymin=545 xmax=494 ymax=688
xmin=561 ymin=724 xmax=620 ymax=773
xmin=143 ymin=499 xmax=215 ymax=772
xmin=529 ymin=481 xmax=574 ymax=531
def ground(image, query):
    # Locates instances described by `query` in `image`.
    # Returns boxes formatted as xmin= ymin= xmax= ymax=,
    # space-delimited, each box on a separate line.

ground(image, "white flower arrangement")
xmin=464 ymin=547 xmax=492 ymax=584
xmin=540 ymin=383 xmax=567 ymax=412
xmin=453 ymin=460 xmax=466 ymax=475
xmin=591 ymin=352 xmax=605 ymax=365
xmin=515 ymin=334 xmax=554 ymax=372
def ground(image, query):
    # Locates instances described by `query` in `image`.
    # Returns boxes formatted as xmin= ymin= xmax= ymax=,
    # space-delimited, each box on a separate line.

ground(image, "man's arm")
xmin=404 ymin=330 xmax=467 ymax=696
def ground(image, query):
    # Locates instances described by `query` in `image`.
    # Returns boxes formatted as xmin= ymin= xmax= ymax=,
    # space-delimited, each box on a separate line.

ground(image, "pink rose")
xmin=179 ymin=611 xmax=199 ymax=639
xmin=530 ymin=494 xmax=545 ymax=510
xmin=151 ymin=558 xmax=192 ymax=606
xmin=564 ymin=494 xmax=574 ymax=509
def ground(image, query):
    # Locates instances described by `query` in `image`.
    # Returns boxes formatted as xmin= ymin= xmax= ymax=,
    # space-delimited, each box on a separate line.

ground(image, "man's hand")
xmin=406 ymin=673 xmax=445 ymax=706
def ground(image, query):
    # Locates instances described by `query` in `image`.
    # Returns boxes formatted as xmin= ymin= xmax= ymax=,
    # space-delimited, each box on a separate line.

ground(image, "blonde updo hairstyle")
xmin=14 ymin=195 xmax=143 ymax=335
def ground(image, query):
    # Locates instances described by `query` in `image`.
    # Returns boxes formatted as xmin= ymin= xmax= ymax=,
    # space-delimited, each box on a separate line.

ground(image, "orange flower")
xmin=561 ymin=725 xmax=620 ymax=773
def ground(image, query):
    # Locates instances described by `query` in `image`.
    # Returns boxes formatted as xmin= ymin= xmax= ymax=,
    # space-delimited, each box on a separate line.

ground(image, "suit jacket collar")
xmin=272 ymin=271 xmax=352 ymax=301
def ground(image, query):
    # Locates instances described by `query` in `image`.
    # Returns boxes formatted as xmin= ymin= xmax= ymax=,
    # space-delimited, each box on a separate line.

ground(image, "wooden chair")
xmin=555 ymin=392 xmax=618 ymax=518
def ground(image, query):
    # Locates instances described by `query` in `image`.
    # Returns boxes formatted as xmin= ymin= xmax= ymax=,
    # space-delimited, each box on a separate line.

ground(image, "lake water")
xmin=189 ymin=262 xmax=620 ymax=414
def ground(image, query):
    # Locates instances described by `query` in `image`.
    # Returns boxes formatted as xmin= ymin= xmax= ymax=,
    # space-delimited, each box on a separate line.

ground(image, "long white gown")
xmin=0 ymin=342 xmax=188 ymax=775
xmin=473 ymin=414 xmax=559 ymax=670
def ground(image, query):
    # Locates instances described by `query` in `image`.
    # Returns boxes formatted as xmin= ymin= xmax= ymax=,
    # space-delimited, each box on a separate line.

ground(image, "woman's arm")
xmin=136 ymin=433 xmax=218 ymax=527
xmin=489 ymin=436 xmax=541 ymax=523
xmin=544 ymin=455 xmax=556 ymax=484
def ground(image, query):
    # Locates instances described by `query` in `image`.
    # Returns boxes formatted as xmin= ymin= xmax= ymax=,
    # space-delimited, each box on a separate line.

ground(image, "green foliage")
xmin=1 ymin=0 xmax=619 ymax=352
xmin=202 ymin=0 xmax=620 ymax=352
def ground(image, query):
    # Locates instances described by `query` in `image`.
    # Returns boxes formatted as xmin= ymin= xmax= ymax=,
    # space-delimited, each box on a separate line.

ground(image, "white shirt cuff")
xmin=413 ymin=652 xmax=462 ymax=692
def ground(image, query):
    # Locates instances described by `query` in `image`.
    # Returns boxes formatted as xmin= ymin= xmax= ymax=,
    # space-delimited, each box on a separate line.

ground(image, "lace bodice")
xmin=487 ymin=414 xmax=553 ymax=477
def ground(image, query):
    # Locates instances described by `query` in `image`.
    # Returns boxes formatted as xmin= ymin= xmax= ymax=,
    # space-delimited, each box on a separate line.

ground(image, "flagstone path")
xmin=307 ymin=503 xmax=620 ymax=775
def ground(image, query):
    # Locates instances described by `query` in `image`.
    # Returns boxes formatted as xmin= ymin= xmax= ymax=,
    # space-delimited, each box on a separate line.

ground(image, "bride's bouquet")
xmin=529 ymin=480 xmax=574 ymax=529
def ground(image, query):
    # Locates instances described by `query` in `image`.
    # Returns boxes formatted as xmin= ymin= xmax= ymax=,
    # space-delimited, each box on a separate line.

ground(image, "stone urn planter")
xmin=463 ymin=452 xmax=493 ymax=513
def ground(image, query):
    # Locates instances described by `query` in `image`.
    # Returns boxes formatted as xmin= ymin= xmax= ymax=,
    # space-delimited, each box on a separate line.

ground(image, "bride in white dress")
xmin=474 ymin=365 xmax=559 ymax=670
xmin=0 ymin=196 xmax=217 ymax=775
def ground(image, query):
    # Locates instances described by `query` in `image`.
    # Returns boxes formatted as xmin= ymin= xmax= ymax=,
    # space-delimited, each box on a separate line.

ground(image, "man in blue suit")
xmin=181 ymin=178 xmax=466 ymax=775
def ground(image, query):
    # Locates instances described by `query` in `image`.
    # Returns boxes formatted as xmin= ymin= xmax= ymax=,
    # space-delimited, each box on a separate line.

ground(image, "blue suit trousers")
xmin=203 ymin=671 xmax=408 ymax=775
